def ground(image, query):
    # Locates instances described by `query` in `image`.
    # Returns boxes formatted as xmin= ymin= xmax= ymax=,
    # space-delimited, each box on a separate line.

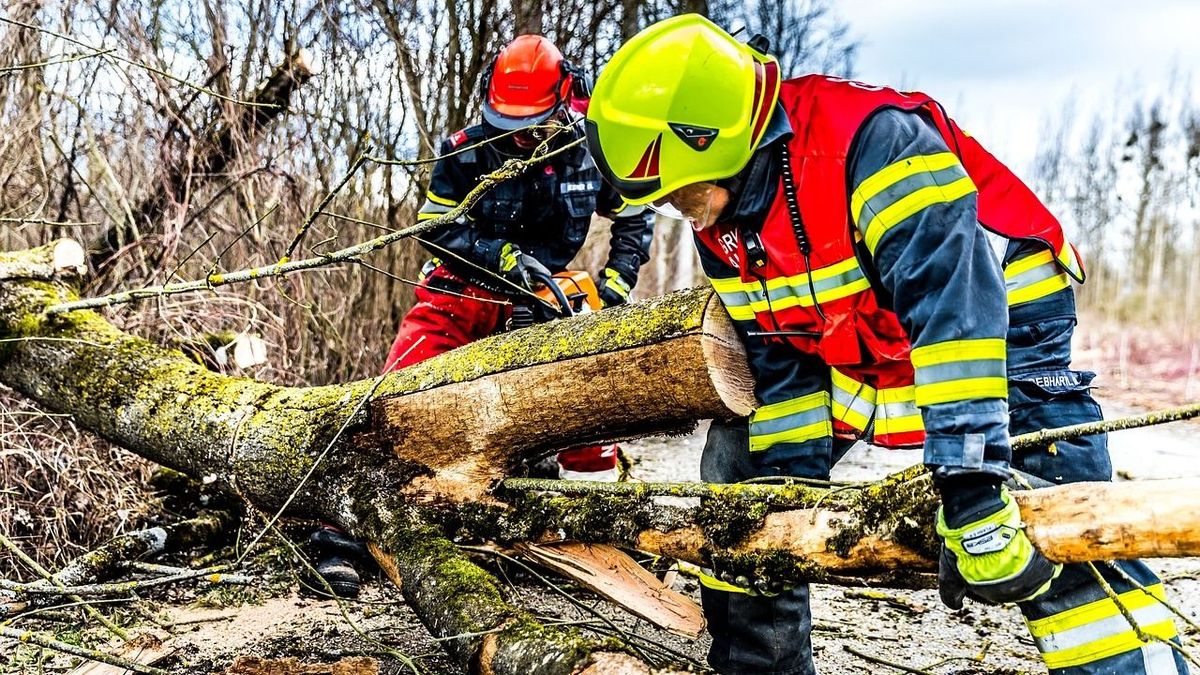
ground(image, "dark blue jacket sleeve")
xmin=847 ymin=108 xmax=1011 ymax=481
xmin=596 ymin=185 xmax=653 ymax=287
xmin=416 ymin=137 xmax=511 ymax=271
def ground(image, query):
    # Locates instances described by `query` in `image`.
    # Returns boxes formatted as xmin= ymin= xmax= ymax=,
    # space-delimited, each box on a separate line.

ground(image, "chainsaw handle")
xmin=528 ymin=270 xmax=574 ymax=318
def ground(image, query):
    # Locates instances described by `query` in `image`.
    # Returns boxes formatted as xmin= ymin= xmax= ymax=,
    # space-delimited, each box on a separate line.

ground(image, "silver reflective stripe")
xmin=877 ymin=398 xmax=919 ymax=421
xmin=1143 ymin=640 xmax=1182 ymax=675
xmin=832 ymin=386 xmax=875 ymax=422
xmin=1006 ymin=259 xmax=1064 ymax=293
xmin=853 ymin=163 xmax=970 ymax=229
xmin=419 ymin=199 xmax=454 ymax=216
xmin=711 ymin=263 xmax=867 ymax=312
xmin=1034 ymin=603 xmax=1176 ymax=655
xmin=750 ymin=406 xmax=831 ymax=438
xmin=914 ymin=359 xmax=1006 ymax=387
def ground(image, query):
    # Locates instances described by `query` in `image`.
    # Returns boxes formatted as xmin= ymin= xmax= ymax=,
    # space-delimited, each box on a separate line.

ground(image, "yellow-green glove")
xmin=936 ymin=487 xmax=1061 ymax=609
xmin=598 ymin=267 xmax=632 ymax=307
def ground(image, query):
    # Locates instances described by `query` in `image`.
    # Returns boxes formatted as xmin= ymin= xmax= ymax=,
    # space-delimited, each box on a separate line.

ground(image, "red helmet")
xmin=483 ymin=35 xmax=573 ymax=130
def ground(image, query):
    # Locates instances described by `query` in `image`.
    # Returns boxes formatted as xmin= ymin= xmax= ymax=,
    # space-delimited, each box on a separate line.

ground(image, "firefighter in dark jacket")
xmin=310 ymin=35 xmax=654 ymax=599
xmin=584 ymin=15 xmax=1186 ymax=675
xmin=383 ymin=34 xmax=653 ymax=478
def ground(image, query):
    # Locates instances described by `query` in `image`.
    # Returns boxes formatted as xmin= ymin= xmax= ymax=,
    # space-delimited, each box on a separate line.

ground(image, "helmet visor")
xmin=584 ymin=119 xmax=662 ymax=202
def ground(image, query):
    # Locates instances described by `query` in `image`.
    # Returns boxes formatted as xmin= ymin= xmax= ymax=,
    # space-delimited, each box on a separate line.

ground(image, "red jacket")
xmin=696 ymin=75 xmax=1082 ymax=447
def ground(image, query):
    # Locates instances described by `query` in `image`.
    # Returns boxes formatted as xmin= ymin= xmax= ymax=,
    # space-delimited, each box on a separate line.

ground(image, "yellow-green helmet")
xmin=585 ymin=14 xmax=781 ymax=205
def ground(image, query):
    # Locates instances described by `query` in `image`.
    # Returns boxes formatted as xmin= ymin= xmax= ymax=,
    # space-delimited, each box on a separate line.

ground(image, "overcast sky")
xmin=834 ymin=0 xmax=1200 ymax=178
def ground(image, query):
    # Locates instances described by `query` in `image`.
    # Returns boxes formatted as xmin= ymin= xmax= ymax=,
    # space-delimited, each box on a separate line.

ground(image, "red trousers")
xmin=384 ymin=266 xmax=618 ymax=477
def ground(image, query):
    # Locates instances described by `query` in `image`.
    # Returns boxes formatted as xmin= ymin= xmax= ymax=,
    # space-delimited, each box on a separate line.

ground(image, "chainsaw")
xmin=508 ymin=270 xmax=602 ymax=330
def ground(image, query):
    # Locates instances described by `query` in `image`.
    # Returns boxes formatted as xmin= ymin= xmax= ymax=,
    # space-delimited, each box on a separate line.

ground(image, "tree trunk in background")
xmin=90 ymin=50 xmax=317 ymax=271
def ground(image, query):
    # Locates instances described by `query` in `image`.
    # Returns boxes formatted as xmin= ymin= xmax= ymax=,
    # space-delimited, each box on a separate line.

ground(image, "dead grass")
xmin=0 ymin=385 xmax=157 ymax=573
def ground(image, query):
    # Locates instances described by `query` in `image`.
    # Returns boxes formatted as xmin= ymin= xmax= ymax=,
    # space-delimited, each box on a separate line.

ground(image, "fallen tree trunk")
xmin=1 ymin=240 xmax=745 ymax=673
xmin=4 ymin=240 xmax=1199 ymax=670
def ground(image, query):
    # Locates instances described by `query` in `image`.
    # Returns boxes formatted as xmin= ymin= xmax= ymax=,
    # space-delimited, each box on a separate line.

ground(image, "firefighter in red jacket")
xmin=310 ymin=35 xmax=654 ymax=598
xmin=584 ymin=15 xmax=1186 ymax=675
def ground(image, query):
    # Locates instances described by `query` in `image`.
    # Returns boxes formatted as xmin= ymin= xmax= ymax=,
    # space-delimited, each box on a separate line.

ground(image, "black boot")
xmin=309 ymin=525 xmax=368 ymax=598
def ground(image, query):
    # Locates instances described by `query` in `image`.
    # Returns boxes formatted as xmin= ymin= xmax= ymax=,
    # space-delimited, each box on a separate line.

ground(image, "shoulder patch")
xmin=449 ymin=130 xmax=469 ymax=148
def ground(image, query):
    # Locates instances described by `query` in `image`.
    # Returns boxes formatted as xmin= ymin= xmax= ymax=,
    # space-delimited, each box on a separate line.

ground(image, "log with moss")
xmin=1 ymin=240 xmax=747 ymax=674
xmin=4 ymin=240 xmax=1200 ymax=670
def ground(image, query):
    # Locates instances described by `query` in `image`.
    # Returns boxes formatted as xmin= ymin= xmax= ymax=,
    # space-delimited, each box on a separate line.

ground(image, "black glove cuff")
xmin=937 ymin=474 xmax=1005 ymax=529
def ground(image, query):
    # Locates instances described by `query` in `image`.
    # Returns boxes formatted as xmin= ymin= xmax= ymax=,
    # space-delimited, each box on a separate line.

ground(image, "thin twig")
xmin=0 ymin=17 xmax=277 ymax=108
xmin=0 ymin=532 xmax=128 ymax=641
xmin=0 ymin=48 xmax=115 ymax=74
xmin=45 ymin=138 xmax=585 ymax=314
xmin=1084 ymin=562 xmax=1200 ymax=669
xmin=844 ymin=645 xmax=934 ymax=674
xmin=0 ymin=565 xmax=250 ymax=597
xmin=1011 ymin=403 xmax=1200 ymax=450
xmin=0 ymin=626 xmax=167 ymax=675
xmin=0 ymin=217 xmax=100 ymax=226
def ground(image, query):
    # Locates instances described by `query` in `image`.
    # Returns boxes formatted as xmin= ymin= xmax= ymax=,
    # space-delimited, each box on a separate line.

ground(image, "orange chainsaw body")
xmin=535 ymin=270 xmax=602 ymax=315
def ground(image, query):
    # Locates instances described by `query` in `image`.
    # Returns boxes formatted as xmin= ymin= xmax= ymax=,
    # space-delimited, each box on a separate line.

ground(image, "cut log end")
xmin=700 ymin=294 xmax=755 ymax=417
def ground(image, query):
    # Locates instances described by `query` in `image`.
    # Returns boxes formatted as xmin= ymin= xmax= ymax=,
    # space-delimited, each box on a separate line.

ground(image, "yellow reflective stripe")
xmin=1027 ymin=584 xmax=1168 ymax=638
xmin=911 ymin=338 xmax=1007 ymax=407
xmin=1004 ymin=249 xmax=1055 ymax=277
xmin=425 ymin=190 xmax=457 ymax=207
xmin=753 ymin=391 xmax=830 ymax=422
xmin=914 ymin=378 xmax=1008 ymax=407
xmin=1029 ymin=586 xmax=1180 ymax=670
xmin=861 ymin=176 xmax=977 ymax=253
xmin=417 ymin=212 xmax=443 ymax=222
xmin=705 ymin=254 xmax=871 ymax=332
xmin=749 ymin=422 xmax=831 ymax=451
xmin=1040 ymin=619 xmax=1177 ymax=669
xmin=749 ymin=391 xmax=832 ymax=452
xmin=875 ymin=386 xmax=925 ymax=434
xmin=1009 ymin=274 xmax=1071 ymax=306
xmin=910 ymin=338 xmax=1006 ymax=368
xmin=759 ymin=257 xmax=861 ymax=292
xmin=830 ymin=369 xmax=875 ymax=432
xmin=850 ymin=151 xmax=963 ymax=220
xmin=1005 ymin=249 xmax=1071 ymax=306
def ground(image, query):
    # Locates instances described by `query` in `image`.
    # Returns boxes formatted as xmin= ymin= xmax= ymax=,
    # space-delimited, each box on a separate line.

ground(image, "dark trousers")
xmin=701 ymin=296 xmax=1186 ymax=674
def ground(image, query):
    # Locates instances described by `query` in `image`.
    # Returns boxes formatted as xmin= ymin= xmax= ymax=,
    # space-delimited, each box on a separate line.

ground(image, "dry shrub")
xmin=0 ymin=386 xmax=157 ymax=572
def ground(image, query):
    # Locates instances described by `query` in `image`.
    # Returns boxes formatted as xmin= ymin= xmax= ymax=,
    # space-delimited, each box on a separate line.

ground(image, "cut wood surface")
xmin=517 ymin=542 xmax=705 ymax=638
xmin=3 ymin=239 xmax=1199 ymax=673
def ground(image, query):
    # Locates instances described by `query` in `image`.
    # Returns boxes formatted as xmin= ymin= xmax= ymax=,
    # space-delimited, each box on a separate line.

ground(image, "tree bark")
xmin=0 ymin=240 xmax=746 ymax=673
xmin=4 ymin=241 xmax=1200 ymax=670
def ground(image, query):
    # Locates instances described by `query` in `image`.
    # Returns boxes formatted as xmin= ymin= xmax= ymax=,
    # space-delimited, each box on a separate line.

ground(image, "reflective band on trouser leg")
xmin=910 ymin=338 xmax=1008 ymax=407
xmin=1005 ymin=249 xmax=1072 ymax=306
xmin=707 ymin=257 xmax=872 ymax=322
xmin=748 ymin=391 xmax=832 ymax=453
xmin=873 ymin=385 xmax=925 ymax=448
xmin=850 ymin=151 xmax=979 ymax=254
xmin=1026 ymin=584 xmax=1181 ymax=672
xmin=417 ymin=190 xmax=458 ymax=222
xmin=830 ymin=368 xmax=875 ymax=439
